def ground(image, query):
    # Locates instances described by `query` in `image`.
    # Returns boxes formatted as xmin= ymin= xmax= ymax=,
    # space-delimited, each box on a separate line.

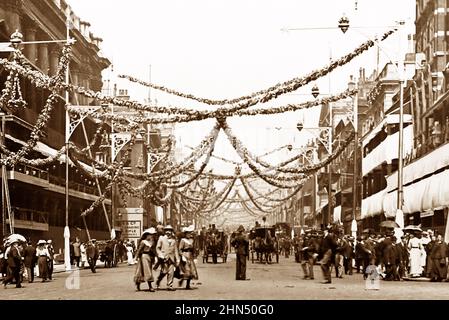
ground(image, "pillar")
xmin=49 ymin=46 xmax=60 ymax=76
xmin=5 ymin=0 xmax=21 ymax=32
xmin=24 ymin=27 xmax=37 ymax=64
xmin=38 ymin=43 xmax=49 ymax=75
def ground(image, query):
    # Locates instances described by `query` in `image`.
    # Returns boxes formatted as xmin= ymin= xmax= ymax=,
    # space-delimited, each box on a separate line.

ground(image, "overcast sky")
xmin=68 ymin=0 xmax=415 ymax=175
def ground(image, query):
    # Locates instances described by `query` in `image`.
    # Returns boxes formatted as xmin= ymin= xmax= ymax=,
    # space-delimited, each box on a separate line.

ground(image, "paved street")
xmin=2 ymin=254 xmax=449 ymax=300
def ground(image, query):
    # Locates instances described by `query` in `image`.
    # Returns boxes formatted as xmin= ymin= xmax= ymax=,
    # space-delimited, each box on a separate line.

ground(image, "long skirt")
xmin=409 ymin=248 xmax=423 ymax=276
xmin=179 ymin=256 xmax=199 ymax=280
xmin=38 ymin=256 xmax=49 ymax=280
xmin=134 ymin=254 xmax=153 ymax=284
xmin=431 ymin=259 xmax=447 ymax=280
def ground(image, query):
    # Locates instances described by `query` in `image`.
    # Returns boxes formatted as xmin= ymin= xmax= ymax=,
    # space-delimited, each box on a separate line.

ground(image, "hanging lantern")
xmin=311 ymin=84 xmax=320 ymax=98
xmin=338 ymin=15 xmax=350 ymax=34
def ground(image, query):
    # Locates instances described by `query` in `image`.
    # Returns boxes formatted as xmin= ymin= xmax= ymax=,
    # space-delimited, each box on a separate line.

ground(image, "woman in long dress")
xmin=134 ymin=228 xmax=157 ymax=292
xmin=126 ymin=242 xmax=135 ymax=265
xmin=80 ymin=242 xmax=87 ymax=269
xmin=178 ymin=226 xmax=199 ymax=289
xmin=408 ymin=234 xmax=423 ymax=277
xmin=36 ymin=240 xmax=50 ymax=282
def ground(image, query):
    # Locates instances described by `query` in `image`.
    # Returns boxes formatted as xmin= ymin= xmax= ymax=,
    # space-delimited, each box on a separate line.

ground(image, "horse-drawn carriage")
xmin=202 ymin=231 xmax=228 ymax=264
xmin=97 ymin=239 xmax=124 ymax=268
xmin=250 ymin=227 xmax=279 ymax=264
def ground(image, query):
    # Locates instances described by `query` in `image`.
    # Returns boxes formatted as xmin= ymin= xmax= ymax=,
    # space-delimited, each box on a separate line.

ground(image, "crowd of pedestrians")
xmin=293 ymin=224 xmax=449 ymax=284
xmin=0 ymin=238 xmax=55 ymax=289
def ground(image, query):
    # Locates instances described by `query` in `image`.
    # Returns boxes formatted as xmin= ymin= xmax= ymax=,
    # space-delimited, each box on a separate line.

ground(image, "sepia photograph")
xmin=0 ymin=0 xmax=447 ymax=310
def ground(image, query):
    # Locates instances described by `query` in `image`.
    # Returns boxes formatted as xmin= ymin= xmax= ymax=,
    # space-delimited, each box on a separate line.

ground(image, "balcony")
xmin=7 ymin=207 xmax=49 ymax=231
xmin=6 ymin=163 xmax=110 ymax=204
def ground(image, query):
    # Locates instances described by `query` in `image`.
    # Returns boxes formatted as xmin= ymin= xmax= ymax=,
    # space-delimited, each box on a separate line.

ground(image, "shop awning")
xmin=362 ymin=125 xmax=413 ymax=176
xmin=386 ymin=141 xmax=449 ymax=192
xmin=383 ymin=169 xmax=449 ymax=218
xmin=361 ymin=190 xmax=386 ymax=219
xmin=361 ymin=114 xmax=413 ymax=148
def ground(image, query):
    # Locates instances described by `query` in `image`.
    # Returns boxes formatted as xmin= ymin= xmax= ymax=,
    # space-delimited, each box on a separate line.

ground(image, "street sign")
xmin=117 ymin=220 xmax=141 ymax=238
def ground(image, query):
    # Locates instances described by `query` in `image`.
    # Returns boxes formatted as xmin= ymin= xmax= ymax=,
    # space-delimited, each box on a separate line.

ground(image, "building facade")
xmin=0 ymin=0 xmax=111 ymax=253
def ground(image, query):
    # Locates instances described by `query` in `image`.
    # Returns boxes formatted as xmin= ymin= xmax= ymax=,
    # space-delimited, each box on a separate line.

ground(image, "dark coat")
xmin=23 ymin=245 xmax=37 ymax=268
xmin=430 ymin=241 xmax=448 ymax=260
xmin=320 ymin=233 xmax=338 ymax=256
xmin=231 ymin=233 xmax=249 ymax=256
xmin=7 ymin=245 xmax=21 ymax=268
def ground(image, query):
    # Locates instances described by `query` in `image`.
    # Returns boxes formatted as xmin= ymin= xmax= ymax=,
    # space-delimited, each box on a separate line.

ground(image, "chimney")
xmin=348 ymin=75 xmax=356 ymax=91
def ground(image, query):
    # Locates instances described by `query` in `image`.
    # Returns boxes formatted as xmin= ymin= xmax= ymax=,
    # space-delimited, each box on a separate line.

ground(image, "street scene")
xmin=0 ymin=0 xmax=449 ymax=302
xmin=1 ymin=253 xmax=449 ymax=300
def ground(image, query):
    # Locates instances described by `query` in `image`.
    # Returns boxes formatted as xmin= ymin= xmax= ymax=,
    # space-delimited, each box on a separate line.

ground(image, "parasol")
xmin=379 ymin=220 xmax=400 ymax=228
xmin=6 ymin=234 xmax=26 ymax=244
xmin=403 ymin=225 xmax=422 ymax=232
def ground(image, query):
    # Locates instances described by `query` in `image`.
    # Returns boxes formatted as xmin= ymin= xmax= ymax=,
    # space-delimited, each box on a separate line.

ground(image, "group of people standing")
xmin=293 ymin=224 xmax=449 ymax=284
xmin=133 ymin=224 xmax=199 ymax=292
xmin=1 ymin=238 xmax=54 ymax=289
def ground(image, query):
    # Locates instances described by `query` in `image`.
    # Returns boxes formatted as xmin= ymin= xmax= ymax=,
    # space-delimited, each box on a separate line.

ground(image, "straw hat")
xmin=37 ymin=240 xmax=46 ymax=245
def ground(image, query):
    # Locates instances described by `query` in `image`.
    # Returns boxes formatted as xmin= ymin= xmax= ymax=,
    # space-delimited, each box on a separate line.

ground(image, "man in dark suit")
xmin=3 ymin=241 xmax=22 ymax=288
xmin=430 ymin=234 xmax=448 ymax=282
xmin=231 ymin=225 xmax=249 ymax=280
xmin=319 ymin=226 xmax=338 ymax=284
xmin=47 ymin=240 xmax=55 ymax=280
xmin=86 ymin=239 xmax=99 ymax=273
xmin=23 ymin=241 xmax=36 ymax=283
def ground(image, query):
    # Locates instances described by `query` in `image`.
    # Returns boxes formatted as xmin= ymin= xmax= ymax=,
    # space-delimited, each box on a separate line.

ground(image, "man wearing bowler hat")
xmin=231 ymin=225 xmax=249 ymax=280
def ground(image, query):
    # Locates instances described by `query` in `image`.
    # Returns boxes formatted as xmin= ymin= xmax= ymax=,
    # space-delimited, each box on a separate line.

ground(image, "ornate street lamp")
xmin=10 ymin=30 xmax=23 ymax=49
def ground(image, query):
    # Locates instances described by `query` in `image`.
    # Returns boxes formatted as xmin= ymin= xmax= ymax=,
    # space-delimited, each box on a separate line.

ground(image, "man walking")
xmin=47 ymin=240 xmax=55 ymax=280
xmin=231 ymin=225 xmax=249 ymax=280
xmin=23 ymin=240 xmax=36 ymax=283
xmin=319 ymin=226 xmax=338 ymax=284
xmin=72 ymin=237 xmax=81 ymax=268
xmin=3 ymin=240 xmax=22 ymax=288
xmin=156 ymin=225 xmax=179 ymax=291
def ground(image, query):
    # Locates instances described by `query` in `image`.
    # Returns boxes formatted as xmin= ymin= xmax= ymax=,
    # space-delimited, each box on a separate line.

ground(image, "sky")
xmin=68 ymin=0 xmax=415 ymax=179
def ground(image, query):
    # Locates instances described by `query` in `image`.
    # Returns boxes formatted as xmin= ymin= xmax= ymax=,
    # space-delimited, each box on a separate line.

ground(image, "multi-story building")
xmin=0 ymin=0 xmax=111 ymax=252
xmin=378 ymin=0 xmax=449 ymax=235
xmin=360 ymin=56 xmax=416 ymax=231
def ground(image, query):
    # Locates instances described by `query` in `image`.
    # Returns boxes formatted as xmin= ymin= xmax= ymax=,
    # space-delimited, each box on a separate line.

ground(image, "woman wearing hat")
xmin=134 ymin=228 xmax=157 ymax=292
xmin=178 ymin=226 xmax=198 ymax=289
xmin=36 ymin=240 xmax=50 ymax=282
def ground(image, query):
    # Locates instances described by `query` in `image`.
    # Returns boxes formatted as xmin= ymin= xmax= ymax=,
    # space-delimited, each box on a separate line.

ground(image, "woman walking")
xmin=134 ymin=228 xmax=157 ymax=292
xmin=178 ymin=226 xmax=199 ymax=290
xmin=408 ymin=233 xmax=423 ymax=277
xmin=36 ymin=240 xmax=50 ymax=282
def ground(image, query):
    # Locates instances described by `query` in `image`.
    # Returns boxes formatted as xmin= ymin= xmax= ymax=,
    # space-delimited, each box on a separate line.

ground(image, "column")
xmin=5 ymin=0 xmax=21 ymax=32
xmin=38 ymin=44 xmax=49 ymax=75
xmin=24 ymin=27 xmax=37 ymax=64
xmin=71 ymin=67 xmax=79 ymax=105
xmin=49 ymin=46 xmax=60 ymax=76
